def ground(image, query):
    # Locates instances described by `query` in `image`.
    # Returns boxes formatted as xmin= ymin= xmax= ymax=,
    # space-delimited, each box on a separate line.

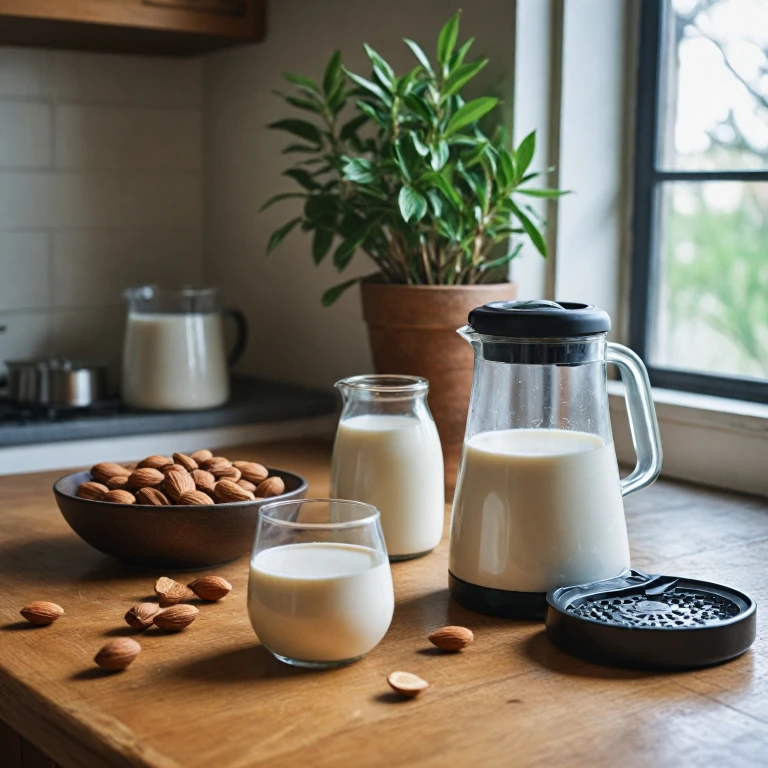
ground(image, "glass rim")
xmin=258 ymin=498 xmax=381 ymax=530
xmin=335 ymin=374 xmax=428 ymax=393
xmin=123 ymin=284 xmax=218 ymax=299
xmin=459 ymin=325 xmax=608 ymax=344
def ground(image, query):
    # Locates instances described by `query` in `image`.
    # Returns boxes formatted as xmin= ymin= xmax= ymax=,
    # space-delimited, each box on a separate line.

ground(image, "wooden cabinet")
xmin=0 ymin=0 xmax=265 ymax=55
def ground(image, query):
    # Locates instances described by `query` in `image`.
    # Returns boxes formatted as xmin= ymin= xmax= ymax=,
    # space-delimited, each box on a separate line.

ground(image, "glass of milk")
xmin=248 ymin=499 xmax=394 ymax=669
xmin=330 ymin=375 xmax=444 ymax=561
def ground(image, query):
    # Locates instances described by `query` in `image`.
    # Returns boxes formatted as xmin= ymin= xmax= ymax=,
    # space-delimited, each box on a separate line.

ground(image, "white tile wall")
xmin=0 ymin=48 xmax=204 ymax=386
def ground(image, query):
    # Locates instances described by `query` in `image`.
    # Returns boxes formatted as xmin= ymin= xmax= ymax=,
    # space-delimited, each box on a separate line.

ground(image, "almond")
xmin=387 ymin=671 xmax=429 ymax=698
xmin=427 ymin=626 xmax=474 ymax=652
xmin=188 ymin=575 xmax=232 ymax=601
xmin=77 ymin=481 xmax=108 ymax=500
xmin=95 ymin=638 xmax=141 ymax=671
xmin=256 ymin=476 xmax=285 ymax=498
xmin=237 ymin=479 xmax=257 ymax=493
xmin=234 ymin=461 xmax=269 ymax=484
xmin=164 ymin=470 xmax=195 ymax=502
xmin=161 ymin=463 xmax=187 ymax=475
xmin=154 ymin=576 xmax=189 ymax=607
xmin=190 ymin=449 xmax=213 ymax=463
xmin=106 ymin=475 xmax=132 ymax=491
xmin=191 ymin=469 xmax=216 ymax=493
xmin=20 ymin=601 xmax=64 ymax=625
xmin=214 ymin=479 xmax=255 ymax=503
xmin=154 ymin=604 xmax=199 ymax=631
xmin=173 ymin=452 xmax=198 ymax=472
xmin=136 ymin=454 xmax=172 ymax=470
xmin=201 ymin=456 xmax=231 ymax=471
xmin=91 ymin=462 xmax=131 ymax=484
xmin=128 ymin=467 xmax=165 ymax=489
xmin=125 ymin=602 xmax=160 ymax=631
xmin=135 ymin=487 xmax=171 ymax=506
xmin=179 ymin=490 xmax=213 ymax=506
xmin=211 ymin=465 xmax=241 ymax=481
xmin=103 ymin=489 xmax=136 ymax=504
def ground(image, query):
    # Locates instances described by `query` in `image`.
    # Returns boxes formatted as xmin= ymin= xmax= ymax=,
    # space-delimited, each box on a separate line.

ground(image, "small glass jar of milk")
xmin=330 ymin=375 xmax=444 ymax=560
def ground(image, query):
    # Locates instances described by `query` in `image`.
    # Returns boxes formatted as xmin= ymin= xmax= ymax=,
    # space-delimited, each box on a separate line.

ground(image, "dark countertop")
xmin=0 ymin=376 xmax=337 ymax=446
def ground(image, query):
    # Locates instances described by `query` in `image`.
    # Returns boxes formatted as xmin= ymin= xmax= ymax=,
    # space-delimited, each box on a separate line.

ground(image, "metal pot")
xmin=6 ymin=359 xmax=107 ymax=407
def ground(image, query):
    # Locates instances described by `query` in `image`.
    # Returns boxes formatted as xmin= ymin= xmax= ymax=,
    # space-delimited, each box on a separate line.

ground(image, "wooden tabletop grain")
xmin=0 ymin=439 xmax=766 ymax=768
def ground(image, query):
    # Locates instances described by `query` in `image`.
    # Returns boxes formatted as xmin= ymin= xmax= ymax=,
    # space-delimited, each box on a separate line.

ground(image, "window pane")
xmin=658 ymin=0 xmax=768 ymax=170
xmin=650 ymin=181 xmax=768 ymax=381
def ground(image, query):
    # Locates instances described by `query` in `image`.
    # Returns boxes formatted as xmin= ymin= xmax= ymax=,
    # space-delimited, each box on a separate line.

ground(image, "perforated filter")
xmin=545 ymin=570 xmax=756 ymax=669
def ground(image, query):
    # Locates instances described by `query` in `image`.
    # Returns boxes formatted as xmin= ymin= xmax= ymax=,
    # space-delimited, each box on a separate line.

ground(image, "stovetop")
xmin=0 ymin=397 xmax=124 ymax=426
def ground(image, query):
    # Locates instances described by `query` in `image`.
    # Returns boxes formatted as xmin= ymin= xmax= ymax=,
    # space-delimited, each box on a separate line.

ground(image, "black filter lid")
xmin=468 ymin=300 xmax=611 ymax=338
xmin=545 ymin=570 xmax=756 ymax=669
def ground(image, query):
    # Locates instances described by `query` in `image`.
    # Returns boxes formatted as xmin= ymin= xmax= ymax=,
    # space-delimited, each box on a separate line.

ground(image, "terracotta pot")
xmin=360 ymin=281 xmax=517 ymax=492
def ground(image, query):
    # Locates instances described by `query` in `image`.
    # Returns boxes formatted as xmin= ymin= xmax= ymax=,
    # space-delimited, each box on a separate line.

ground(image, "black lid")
xmin=468 ymin=300 xmax=611 ymax=338
xmin=545 ymin=570 xmax=757 ymax=670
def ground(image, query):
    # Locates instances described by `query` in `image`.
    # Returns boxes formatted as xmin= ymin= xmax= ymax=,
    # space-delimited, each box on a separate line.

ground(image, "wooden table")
xmin=0 ymin=439 xmax=766 ymax=768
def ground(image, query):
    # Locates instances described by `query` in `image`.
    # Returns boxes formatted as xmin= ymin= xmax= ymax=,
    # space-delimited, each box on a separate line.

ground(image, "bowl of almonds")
xmin=53 ymin=450 xmax=307 ymax=569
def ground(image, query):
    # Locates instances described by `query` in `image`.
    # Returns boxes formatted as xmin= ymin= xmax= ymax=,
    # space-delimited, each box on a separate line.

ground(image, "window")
xmin=631 ymin=0 xmax=768 ymax=403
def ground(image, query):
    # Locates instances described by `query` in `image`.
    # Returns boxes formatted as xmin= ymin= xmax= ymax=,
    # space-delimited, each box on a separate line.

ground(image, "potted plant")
xmin=262 ymin=11 xmax=566 ymax=486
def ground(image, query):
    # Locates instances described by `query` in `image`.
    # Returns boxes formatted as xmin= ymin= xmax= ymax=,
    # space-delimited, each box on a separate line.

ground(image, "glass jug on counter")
xmin=122 ymin=286 xmax=247 ymax=411
xmin=449 ymin=300 xmax=663 ymax=618
xmin=330 ymin=375 xmax=444 ymax=560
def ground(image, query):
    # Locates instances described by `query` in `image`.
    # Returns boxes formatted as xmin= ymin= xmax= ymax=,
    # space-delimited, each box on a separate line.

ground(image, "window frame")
xmin=630 ymin=0 xmax=768 ymax=405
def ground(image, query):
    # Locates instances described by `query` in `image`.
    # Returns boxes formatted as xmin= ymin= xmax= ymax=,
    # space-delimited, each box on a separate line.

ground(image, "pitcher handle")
xmin=607 ymin=342 xmax=663 ymax=497
xmin=222 ymin=307 xmax=248 ymax=368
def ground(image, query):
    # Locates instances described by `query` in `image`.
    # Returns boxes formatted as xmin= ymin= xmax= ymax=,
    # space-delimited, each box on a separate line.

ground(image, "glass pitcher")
xmin=449 ymin=300 xmax=662 ymax=618
xmin=122 ymin=285 xmax=247 ymax=411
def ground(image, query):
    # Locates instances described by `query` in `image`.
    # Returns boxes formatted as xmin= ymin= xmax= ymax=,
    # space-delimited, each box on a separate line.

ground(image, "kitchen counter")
xmin=0 ymin=440 xmax=767 ymax=768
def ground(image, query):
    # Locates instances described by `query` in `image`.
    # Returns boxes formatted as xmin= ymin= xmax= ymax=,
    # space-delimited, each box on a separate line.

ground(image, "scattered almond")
xmin=214 ymin=479 xmax=255 ymax=503
xmin=77 ymin=481 xmax=108 ymax=500
xmin=154 ymin=604 xmax=199 ymax=631
xmin=164 ymin=470 xmax=195 ymax=502
xmin=136 ymin=455 xmax=172 ymax=470
xmin=211 ymin=465 xmax=242 ymax=481
xmin=106 ymin=475 xmax=132 ymax=491
xmin=128 ymin=467 xmax=165 ymax=489
xmin=20 ymin=601 xmax=64 ymax=626
xmin=173 ymin=452 xmax=198 ymax=472
xmin=190 ymin=448 xmax=213 ymax=463
xmin=103 ymin=489 xmax=136 ymax=504
xmin=154 ymin=576 xmax=189 ymax=607
xmin=234 ymin=461 xmax=269 ymax=484
xmin=256 ymin=476 xmax=285 ymax=498
xmin=95 ymin=638 xmax=141 ymax=671
xmin=161 ymin=463 xmax=187 ymax=475
xmin=135 ymin=487 xmax=171 ymax=506
xmin=125 ymin=602 xmax=160 ymax=631
xmin=191 ymin=469 xmax=216 ymax=494
xmin=427 ymin=626 xmax=474 ymax=652
xmin=91 ymin=462 xmax=131 ymax=484
xmin=387 ymin=671 xmax=429 ymax=698
xmin=179 ymin=490 xmax=213 ymax=506
xmin=188 ymin=575 xmax=232 ymax=601
xmin=237 ymin=479 xmax=257 ymax=493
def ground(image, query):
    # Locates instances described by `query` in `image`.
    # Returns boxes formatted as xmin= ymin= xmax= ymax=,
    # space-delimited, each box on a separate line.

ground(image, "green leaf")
xmin=453 ymin=36 xmax=475 ymax=68
xmin=517 ymin=188 xmax=570 ymax=198
xmin=444 ymin=97 xmax=498 ymax=136
xmin=281 ymin=143 xmax=318 ymax=154
xmin=340 ymin=113 xmax=369 ymax=140
xmin=515 ymin=131 xmax=536 ymax=178
xmin=394 ymin=138 xmax=421 ymax=182
xmin=509 ymin=200 xmax=547 ymax=257
xmin=403 ymin=93 xmax=434 ymax=122
xmin=283 ymin=168 xmax=320 ymax=190
xmin=322 ymin=50 xmax=342 ymax=96
xmin=312 ymin=229 xmax=334 ymax=265
xmin=431 ymin=140 xmax=450 ymax=171
xmin=333 ymin=237 xmax=362 ymax=271
xmin=258 ymin=192 xmax=305 ymax=212
xmin=396 ymin=66 xmax=423 ymax=97
xmin=267 ymin=119 xmax=323 ymax=145
xmin=412 ymin=134 xmax=430 ymax=157
xmin=437 ymin=11 xmax=461 ymax=68
xmin=363 ymin=44 xmax=395 ymax=89
xmin=398 ymin=186 xmax=428 ymax=223
xmin=480 ymin=243 xmax=524 ymax=271
xmin=498 ymin=147 xmax=516 ymax=188
xmin=304 ymin=195 xmax=337 ymax=220
xmin=282 ymin=95 xmax=322 ymax=114
xmin=322 ymin=277 xmax=361 ymax=307
xmin=403 ymin=38 xmax=435 ymax=78
xmin=282 ymin=72 xmax=321 ymax=93
xmin=266 ymin=217 xmax=302 ymax=254
xmin=341 ymin=157 xmax=376 ymax=184
xmin=426 ymin=189 xmax=443 ymax=217
xmin=442 ymin=59 xmax=488 ymax=99
xmin=356 ymin=100 xmax=388 ymax=128
xmin=343 ymin=68 xmax=392 ymax=106
xmin=421 ymin=171 xmax=462 ymax=206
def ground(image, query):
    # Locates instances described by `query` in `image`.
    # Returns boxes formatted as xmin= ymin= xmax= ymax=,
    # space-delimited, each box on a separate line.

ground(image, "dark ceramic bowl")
xmin=53 ymin=468 xmax=308 ymax=570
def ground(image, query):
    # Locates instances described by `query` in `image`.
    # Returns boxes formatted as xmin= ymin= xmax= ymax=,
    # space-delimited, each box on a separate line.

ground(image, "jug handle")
xmin=607 ymin=342 xmax=663 ymax=497
xmin=222 ymin=308 xmax=248 ymax=368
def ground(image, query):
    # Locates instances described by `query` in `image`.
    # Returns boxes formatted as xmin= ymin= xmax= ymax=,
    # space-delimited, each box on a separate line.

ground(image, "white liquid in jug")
xmin=330 ymin=415 xmax=444 ymax=558
xmin=122 ymin=312 xmax=228 ymax=410
xmin=248 ymin=542 xmax=394 ymax=662
xmin=450 ymin=428 xmax=630 ymax=593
